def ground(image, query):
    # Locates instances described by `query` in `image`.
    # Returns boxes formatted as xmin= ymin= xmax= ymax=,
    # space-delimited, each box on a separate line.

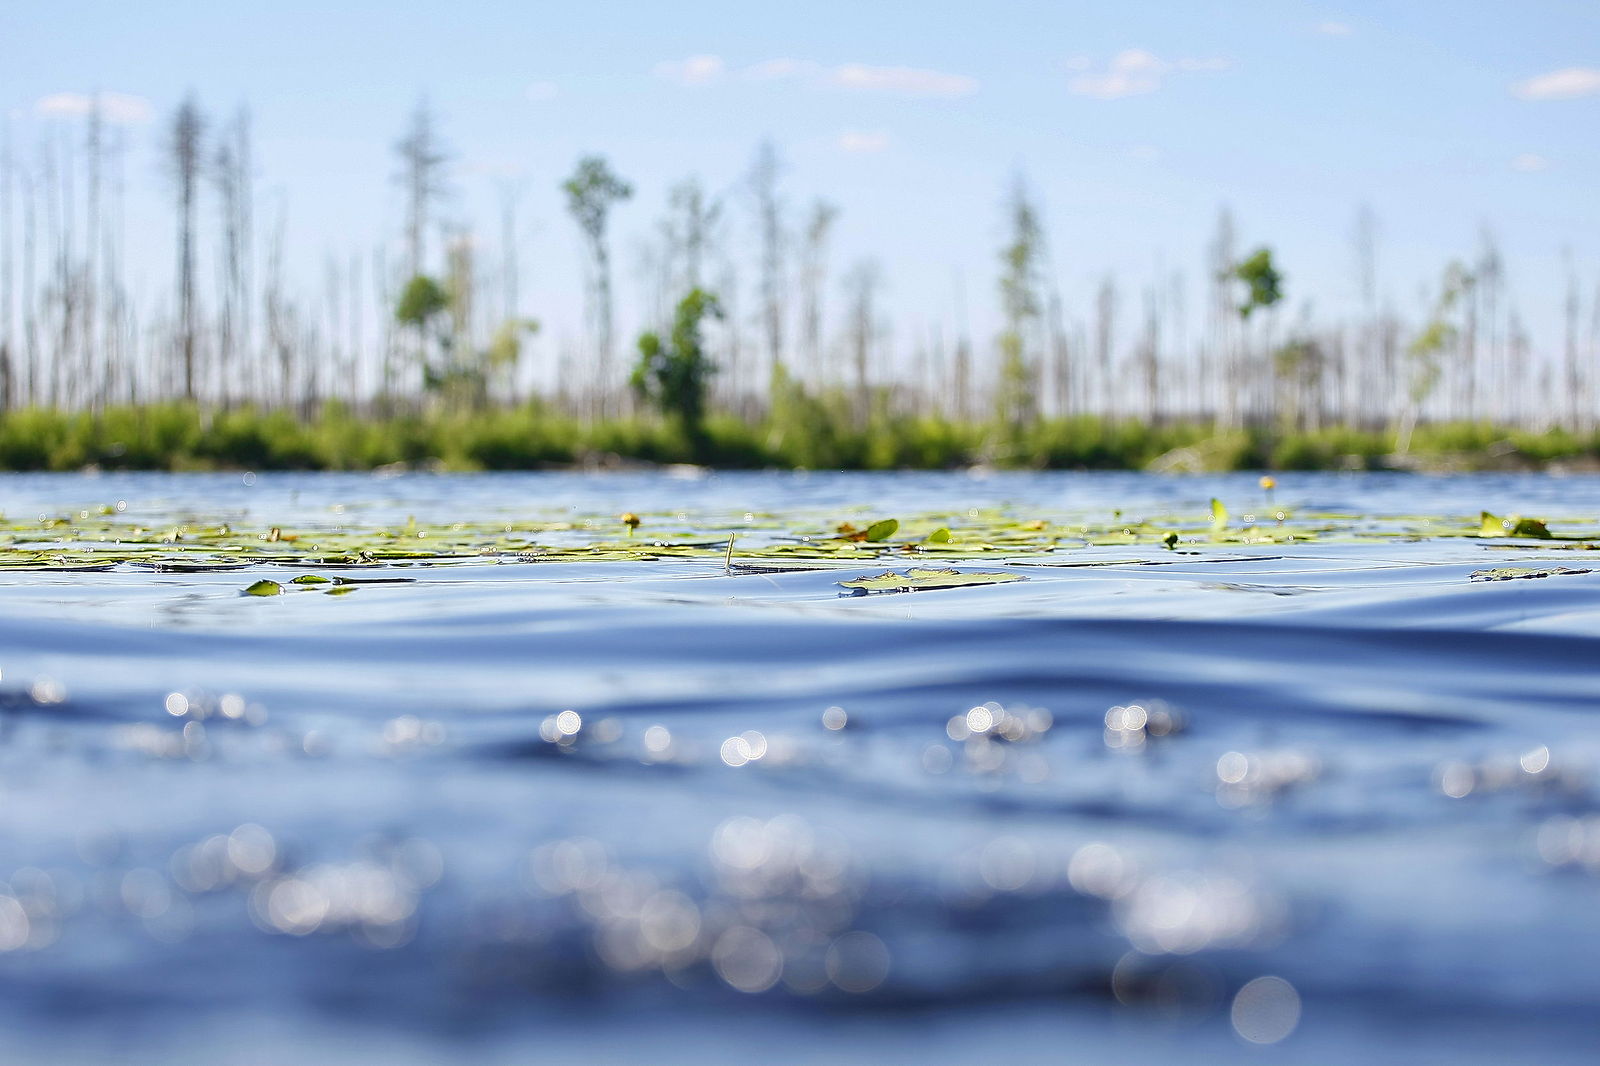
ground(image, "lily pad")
xmin=838 ymin=567 xmax=1025 ymax=594
xmin=1471 ymin=566 xmax=1591 ymax=582
xmin=1480 ymin=512 xmax=1553 ymax=539
xmin=864 ymin=518 xmax=900 ymax=543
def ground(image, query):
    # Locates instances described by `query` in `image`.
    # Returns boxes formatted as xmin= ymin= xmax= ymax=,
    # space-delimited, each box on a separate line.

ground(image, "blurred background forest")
xmin=2 ymin=3 xmax=1597 ymax=471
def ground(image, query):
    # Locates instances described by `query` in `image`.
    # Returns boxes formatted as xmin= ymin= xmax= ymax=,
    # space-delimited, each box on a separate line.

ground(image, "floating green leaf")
xmin=242 ymin=579 xmax=282 ymax=597
xmin=925 ymin=527 xmax=952 ymax=544
xmin=290 ymin=574 xmax=331 ymax=585
xmin=1479 ymin=512 xmax=1553 ymax=539
xmin=838 ymin=567 xmax=1024 ymax=594
xmin=864 ymin=518 xmax=899 ymax=543
xmin=1471 ymin=566 xmax=1590 ymax=582
xmin=1210 ymin=498 xmax=1228 ymax=530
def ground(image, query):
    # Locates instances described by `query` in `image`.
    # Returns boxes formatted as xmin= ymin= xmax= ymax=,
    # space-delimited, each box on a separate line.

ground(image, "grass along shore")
xmin=0 ymin=403 xmax=1597 ymax=474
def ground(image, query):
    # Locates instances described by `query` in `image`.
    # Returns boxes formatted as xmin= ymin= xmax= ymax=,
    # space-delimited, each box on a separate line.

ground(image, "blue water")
xmin=1 ymin=470 xmax=1599 ymax=1063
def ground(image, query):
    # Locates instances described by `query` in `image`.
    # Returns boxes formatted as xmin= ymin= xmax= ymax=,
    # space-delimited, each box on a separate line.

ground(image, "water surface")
xmin=2 ymin=470 xmax=1598 ymax=1063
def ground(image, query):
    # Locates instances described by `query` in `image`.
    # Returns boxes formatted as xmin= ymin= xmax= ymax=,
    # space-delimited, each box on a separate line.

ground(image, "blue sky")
xmin=4 ymin=0 xmax=1597 ymax=363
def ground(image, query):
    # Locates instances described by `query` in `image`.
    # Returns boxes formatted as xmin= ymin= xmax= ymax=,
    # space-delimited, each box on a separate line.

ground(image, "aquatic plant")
xmin=0 ymin=499 xmax=1592 ymax=573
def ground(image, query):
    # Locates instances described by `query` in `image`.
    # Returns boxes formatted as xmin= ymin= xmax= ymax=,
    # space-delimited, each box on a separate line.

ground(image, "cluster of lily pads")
xmin=0 ymin=500 xmax=1594 ymax=593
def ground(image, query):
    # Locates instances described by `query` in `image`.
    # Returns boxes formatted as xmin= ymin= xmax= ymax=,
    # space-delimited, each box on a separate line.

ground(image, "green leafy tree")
xmin=632 ymin=289 xmax=721 ymax=453
xmin=1233 ymin=248 xmax=1283 ymax=318
xmin=396 ymin=274 xmax=537 ymax=409
xmin=395 ymin=274 xmax=450 ymax=368
xmin=562 ymin=156 xmax=632 ymax=415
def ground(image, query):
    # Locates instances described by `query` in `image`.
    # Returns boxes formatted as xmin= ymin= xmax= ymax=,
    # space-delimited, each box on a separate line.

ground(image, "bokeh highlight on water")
xmin=1 ymin=470 xmax=1598 ymax=1064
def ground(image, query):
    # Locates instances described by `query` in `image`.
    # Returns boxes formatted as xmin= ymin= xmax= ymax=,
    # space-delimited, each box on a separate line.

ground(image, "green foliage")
xmin=0 ymin=403 xmax=1595 ymax=474
xmin=863 ymin=519 xmax=899 ymax=542
xmin=487 ymin=318 xmax=540 ymax=369
xmin=631 ymin=289 xmax=722 ymax=448
xmin=1479 ymin=512 xmax=1553 ymax=539
xmin=1232 ymin=248 xmax=1284 ymax=318
xmin=395 ymin=275 xmax=449 ymax=327
xmin=562 ymin=156 xmax=632 ymax=239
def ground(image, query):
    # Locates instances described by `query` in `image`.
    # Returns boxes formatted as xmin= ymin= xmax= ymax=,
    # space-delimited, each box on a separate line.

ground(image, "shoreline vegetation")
xmin=4 ymin=103 xmax=1598 ymax=490
xmin=1 ymin=402 xmax=1598 ymax=475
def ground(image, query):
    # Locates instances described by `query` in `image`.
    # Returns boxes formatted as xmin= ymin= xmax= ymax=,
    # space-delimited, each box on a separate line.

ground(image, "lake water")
xmin=1 ymin=470 xmax=1598 ymax=1064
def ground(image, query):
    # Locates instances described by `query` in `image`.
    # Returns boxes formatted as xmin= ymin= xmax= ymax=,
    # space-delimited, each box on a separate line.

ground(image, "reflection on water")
xmin=0 ymin=470 xmax=1599 ymax=1063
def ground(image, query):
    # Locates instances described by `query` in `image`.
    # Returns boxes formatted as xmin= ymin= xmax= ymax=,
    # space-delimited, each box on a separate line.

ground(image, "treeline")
xmin=0 ymin=403 xmax=1596 ymax=473
xmin=0 ymin=94 xmax=1597 ymax=465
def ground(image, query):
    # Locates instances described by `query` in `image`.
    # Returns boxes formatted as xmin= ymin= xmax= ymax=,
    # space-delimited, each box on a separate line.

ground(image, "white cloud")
xmin=1067 ymin=49 xmax=1229 ymax=99
xmin=653 ymin=54 xmax=726 ymax=86
xmin=825 ymin=63 xmax=978 ymax=98
xmin=1316 ymin=21 xmax=1353 ymax=36
xmin=1177 ymin=56 xmax=1233 ymax=72
xmin=658 ymin=56 xmax=977 ymax=98
xmin=1511 ymin=67 xmax=1600 ymax=100
xmin=525 ymin=81 xmax=559 ymax=103
xmin=1511 ymin=153 xmax=1550 ymax=172
xmin=34 ymin=91 xmax=152 ymax=124
xmin=741 ymin=58 xmax=819 ymax=81
xmin=838 ymin=130 xmax=890 ymax=153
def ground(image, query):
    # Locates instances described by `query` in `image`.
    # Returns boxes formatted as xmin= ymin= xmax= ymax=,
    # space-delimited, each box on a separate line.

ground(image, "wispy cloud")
xmin=741 ymin=58 xmax=820 ymax=82
xmin=824 ymin=64 xmax=977 ymax=98
xmin=34 ymin=91 xmax=152 ymax=124
xmin=1511 ymin=153 xmax=1550 ymax=172
xmin=653 ymin=54 xmax=726 ymax=86
xmin=1511 ymin=67 xmax=1600 ymax=100
xmin=1067 ymin=50 xmax=1230 ymax=99
xmin=1315 ymin=21 xmax=1353 ymax=36
xmin=838 ymin=130 xmax=890 ymax=153
xmin=654 ymin=56 xmax=978 ymax=98
xmin=525 ymin=81 xmax=559 ymax=103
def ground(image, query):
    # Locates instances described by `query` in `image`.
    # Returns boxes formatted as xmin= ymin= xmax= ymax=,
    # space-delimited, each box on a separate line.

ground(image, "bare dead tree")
xmin=0 ymin=118 xmax=14 ymax=411
xmin=82 ymin=95 xmax=102 ymax=411
xmin=747 ymin=141 xmax=786 ymax=389
xmin=1476 ymin=228 xmax=1504 ymax=423
xmin=210 ymin=107 xmax=253 ymax=406
xmin=665 ymin=176 xmax=720 ymax=296
xmin=1208 ymin=208 xmax=1236 ymax=428
xmin=951 ymin=270 xmax=972 ymax=421
xmin=167 ymin=94 xmax=205 ymax=402
xmin=394 ymin=100 xmax=448 ymax=283
xmin=1094 ymin=275 xmax=1119 ymax=420
xmin=798 ymin=199 xmax=838 ymax=387
xmin=1564 ymin=249 xmax=1582 ymax=431
xmin=1139 ymin=284 xmax=1160 ymax=422
xmin=842 ymin=258 xmax=882 ymax=425
xmin=1047 ymin=288 xmax=1070 ymax=418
